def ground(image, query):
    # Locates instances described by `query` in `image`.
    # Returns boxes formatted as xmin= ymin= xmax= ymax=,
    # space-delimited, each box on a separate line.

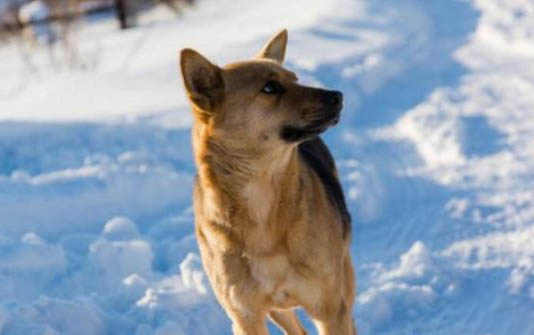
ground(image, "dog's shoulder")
xmin=299 ymin=136 xmax=337 ymax=173
xmin=298 ymin=137 xmax=351 ymax=237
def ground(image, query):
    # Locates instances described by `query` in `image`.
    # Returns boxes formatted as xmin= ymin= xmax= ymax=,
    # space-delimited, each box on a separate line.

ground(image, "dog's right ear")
xmin=180 ymin=49 xmax=224 ymax=115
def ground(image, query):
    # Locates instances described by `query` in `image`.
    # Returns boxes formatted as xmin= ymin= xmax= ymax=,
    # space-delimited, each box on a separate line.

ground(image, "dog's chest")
xmin=249 ymin=254 xmax=294 ymax=304
xmin=242 ymin=179 xmax=275 ymax=225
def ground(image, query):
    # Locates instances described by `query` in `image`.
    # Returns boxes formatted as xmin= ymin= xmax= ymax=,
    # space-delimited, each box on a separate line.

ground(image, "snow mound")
xmin=136 ymin=253 xmax=208 ymax=309
xmin=89 ymin=238 xmax=154 ymax=291
xmin=103 ymin=217 xmax=141 ymax=241
xmin=358 ymin=242 xmax=439 ymax=331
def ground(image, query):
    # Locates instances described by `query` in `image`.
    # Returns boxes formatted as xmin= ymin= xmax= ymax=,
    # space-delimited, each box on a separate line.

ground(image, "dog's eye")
xmin=261 ymin=80 xmax=285 ymax=94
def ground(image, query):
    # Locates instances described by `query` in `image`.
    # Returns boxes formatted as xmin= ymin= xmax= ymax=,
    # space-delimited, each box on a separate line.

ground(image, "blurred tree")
xmin=114 ymin=0 xmax=129 ymax=29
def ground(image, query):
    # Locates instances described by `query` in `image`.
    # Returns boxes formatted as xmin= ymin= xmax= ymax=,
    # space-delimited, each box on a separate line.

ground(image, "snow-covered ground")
xmin=1 ymin=0 xmax=534 ymax=334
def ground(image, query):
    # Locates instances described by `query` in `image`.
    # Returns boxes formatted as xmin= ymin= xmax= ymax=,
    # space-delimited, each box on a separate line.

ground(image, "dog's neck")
xmin=193 ymin=121 xmax=297 ymax=176
xmin=193 ymin=121 xmax=301 ymax=223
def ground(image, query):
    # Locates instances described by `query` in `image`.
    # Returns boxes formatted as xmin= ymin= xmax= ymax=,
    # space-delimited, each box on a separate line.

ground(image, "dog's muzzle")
xmin=281 ymin=90 xmax=343 ymax=142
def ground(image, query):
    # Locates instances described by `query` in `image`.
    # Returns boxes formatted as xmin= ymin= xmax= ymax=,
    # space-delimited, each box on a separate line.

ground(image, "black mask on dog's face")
xmin=280 ymin=89 xmax=343 ymax=143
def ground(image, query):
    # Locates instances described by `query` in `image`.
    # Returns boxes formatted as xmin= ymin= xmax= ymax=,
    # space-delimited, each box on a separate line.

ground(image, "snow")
xmin=18 ymin=1 xmax=50 ymax=23
xmin=1 ymin=0 xmax=534 ymax=334
xmin=102 ymin=217 xmax=141 ymax=241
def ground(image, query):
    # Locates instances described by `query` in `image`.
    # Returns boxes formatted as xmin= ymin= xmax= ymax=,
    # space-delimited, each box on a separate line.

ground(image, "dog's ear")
xmin=180 ymin=48 xmax=224 ymax=114
xmin=256 ymin=29 xmax=288 ymax=63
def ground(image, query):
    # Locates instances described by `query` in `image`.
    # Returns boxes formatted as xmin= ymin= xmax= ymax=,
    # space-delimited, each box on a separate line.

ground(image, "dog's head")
xmin=180 ymin=29 xmax=343 ymax=149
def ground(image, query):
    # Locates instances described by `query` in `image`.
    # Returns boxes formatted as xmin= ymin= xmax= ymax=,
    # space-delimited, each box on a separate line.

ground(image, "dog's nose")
xmin=322 ymin=90 xmax=343 ymax=107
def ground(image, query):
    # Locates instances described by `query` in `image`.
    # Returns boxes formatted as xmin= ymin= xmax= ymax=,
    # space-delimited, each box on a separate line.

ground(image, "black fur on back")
xmin=298 ymin=137 xmax=351 ymax=237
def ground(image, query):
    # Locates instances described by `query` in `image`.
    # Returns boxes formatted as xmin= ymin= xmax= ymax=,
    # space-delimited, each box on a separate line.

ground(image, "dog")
xmin=180 ymin=29 xmax=356 ymax=335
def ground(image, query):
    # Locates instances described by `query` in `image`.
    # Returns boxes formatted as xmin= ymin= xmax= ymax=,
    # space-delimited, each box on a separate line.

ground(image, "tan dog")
xmin=180 ymin=29 xmax=356 ymax=335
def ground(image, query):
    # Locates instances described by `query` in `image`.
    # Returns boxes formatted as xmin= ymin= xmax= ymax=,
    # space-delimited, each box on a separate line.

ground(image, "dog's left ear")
xmin=256 ymin=29 xmax=288 ymax=63
xmin=180 ymin=48 xmax=224 ymax=114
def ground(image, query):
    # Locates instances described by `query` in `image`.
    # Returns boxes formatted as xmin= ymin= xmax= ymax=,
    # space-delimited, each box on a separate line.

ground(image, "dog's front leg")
xmin=308 ymin=298 xmax=356 ymax=335
xmin=269 ymin=310 xmax=307 ymax=335
xmin=202 ymin=251 xmax=270 ymax=335
xmin=228 ymin=309 xmax=269 ymax=335
xmin=221 ymin=285 xmax=270 ymax=335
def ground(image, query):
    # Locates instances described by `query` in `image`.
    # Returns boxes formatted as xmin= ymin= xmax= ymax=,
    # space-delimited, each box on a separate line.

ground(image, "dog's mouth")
xmin=281 ymin=107 xmax=342 ymax=142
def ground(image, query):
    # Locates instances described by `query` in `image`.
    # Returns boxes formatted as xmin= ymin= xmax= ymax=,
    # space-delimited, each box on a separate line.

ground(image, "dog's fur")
xmin=180 ymin=29 xmax=356 ymax=335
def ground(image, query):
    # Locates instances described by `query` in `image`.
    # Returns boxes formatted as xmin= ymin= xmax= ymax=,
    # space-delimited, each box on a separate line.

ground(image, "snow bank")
xmin=358 ymin=242 xmax=437 ymax=331
xmin=0 ymin=213 xmax=226 ymax=335
xmin=366 ymin=0 xmax=534 ymax=333
xmin=443 ymin=226 xmax=534 ymax=294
